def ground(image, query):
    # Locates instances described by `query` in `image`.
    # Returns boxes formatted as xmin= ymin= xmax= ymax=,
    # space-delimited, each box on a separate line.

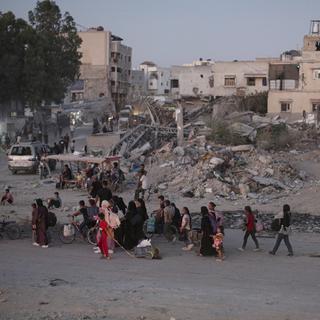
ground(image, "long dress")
xmin=136 ymin=207 xmax=147 ymax=241
xmin=35 ymin=206 xmax=49 ymax=246
xmin=200 ymin=214 xmax=216 ymax=256
xmin=124 ymin=209 xmax=138 ymax=250
xmin=98 ymin=219 xmax=109 ymax=257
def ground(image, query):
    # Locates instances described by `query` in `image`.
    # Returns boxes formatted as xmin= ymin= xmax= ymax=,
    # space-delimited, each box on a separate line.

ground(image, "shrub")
xmin=256 ymin=124 xmax=297 ymax=150
xmin=207 ymin=120 xmax=247 ymax=145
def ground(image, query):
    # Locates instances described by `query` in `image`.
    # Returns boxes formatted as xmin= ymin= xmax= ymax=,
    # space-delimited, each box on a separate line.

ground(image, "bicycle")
xmin=143 ymin=213 xmax=178 ymax=242
xmin=58 ymin=216 xmax=93 ymax=244
xmin=87 ymin=223 xmax=99 ymax=246
xmin=0 ymin=215 xmax=21 ymax=240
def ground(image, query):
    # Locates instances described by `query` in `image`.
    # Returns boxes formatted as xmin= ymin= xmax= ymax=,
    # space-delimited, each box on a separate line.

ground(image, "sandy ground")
xmin=0 ymin=230 xmax=320 ymax=320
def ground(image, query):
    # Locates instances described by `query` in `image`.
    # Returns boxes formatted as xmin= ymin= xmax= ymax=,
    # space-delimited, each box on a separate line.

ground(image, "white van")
xmin=7 ymin=142 xmax=48 ymax=174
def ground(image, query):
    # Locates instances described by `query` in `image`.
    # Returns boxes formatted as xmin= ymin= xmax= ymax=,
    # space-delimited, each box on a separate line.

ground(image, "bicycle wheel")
xmin=143 ymin=220 xmax=154 ymax=239
xmin=58 ymin=224 xmax=76 ymax=244
xmin=87 ymin=227 xmax=98 ymax=245
xmin=164 ymin=225 xmax=178 ymax=242
xmin=5 ymin=224 xmax=21 ymax=240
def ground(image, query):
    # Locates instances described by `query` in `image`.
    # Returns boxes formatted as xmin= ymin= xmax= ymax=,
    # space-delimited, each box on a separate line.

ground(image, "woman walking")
xmin=269 ymin=204 xmax=293 ymax=256
xmin=180 ymin=207 xmax=193 ymax=251
xmin=239 ymin=206 xmax=260 ymax=252
xmin=135 ymin=198 xmax=148 ymax=240
xmin=199 ymin=206 xmax=216 ymax=256
xmin=124 ymin=201 xmax=139 ymax=250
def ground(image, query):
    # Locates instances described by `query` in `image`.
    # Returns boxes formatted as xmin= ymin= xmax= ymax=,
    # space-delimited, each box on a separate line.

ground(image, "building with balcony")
xmin=69 ymin=27 xmax=132 ymax=110
xmin=110 ymin=35 xmax=132 ymax=109
xmin=268 ymin=21 xmax=320 ymax=114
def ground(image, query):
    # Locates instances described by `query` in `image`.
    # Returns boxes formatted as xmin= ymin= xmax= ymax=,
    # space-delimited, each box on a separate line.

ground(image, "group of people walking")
xmin=197 ymin=202 xmax=294 ymax=260
xmin=30 ymin=172 xmax=294 ymax=260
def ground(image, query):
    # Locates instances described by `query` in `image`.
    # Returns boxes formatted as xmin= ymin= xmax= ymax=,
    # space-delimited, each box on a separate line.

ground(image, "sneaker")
xmin=93 ymin=246 xmax=99 ymax=250
xmin=182 ymin=247 xmax=189 ymax=251
xmin=41 ymin=245 xmax=48 ymax=248
xmin=287 ymin=253 xmax=293 ymax=256
xmin=238 ymin=248 xmax=245 ymax=252
xmin=108 ymin=250 xmax=114 ymax=254
xmin=32 ymin=242 xmax=39 ymax=246
xmin=253 ymin=248 xmax=261 ymax=252
xmin=187 ymin=244 xmax=194 ymax=251
xmin=94 ymin=249 xmax=101 ymax=254
xmin=216 ymin=258 xmax=223 ymax=262
xmin=269 ymin=251 xmax=275 ymax=255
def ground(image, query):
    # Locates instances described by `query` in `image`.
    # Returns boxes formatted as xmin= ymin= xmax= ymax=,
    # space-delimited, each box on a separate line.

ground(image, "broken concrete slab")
xmin=209 ymin=157 xmax=224 ymax=168
xmin=252 ymin=176 xmax=287 ymax=189
xmin=227 ymin=145 xmax=254 ymax=152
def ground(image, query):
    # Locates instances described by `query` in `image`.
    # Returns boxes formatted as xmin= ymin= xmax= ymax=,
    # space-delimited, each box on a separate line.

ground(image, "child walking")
xmin=98 ymin=212 xmax=109 ymax=260
xmin=239 ymin=206 xmax=260 ymax=252
xmin=213 ymin=227 xmax=224 ymax=261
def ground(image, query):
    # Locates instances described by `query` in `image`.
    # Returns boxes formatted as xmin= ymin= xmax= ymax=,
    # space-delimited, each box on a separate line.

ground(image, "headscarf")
xmin=36 ymin=199 xmax=43 ymax=207
xmin=100 ymin=200 xmax=119 ymax=228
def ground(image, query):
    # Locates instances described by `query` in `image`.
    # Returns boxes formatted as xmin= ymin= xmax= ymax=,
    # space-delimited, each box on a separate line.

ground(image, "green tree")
xmin=27 ymin=0 xmax=82 ymax=106
xmin=0 ymin=11 xmax=34 ymax=104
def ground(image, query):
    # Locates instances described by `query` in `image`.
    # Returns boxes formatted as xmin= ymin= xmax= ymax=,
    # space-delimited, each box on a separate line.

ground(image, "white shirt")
xmin=140 ymin=174 xmax=148 ymax=190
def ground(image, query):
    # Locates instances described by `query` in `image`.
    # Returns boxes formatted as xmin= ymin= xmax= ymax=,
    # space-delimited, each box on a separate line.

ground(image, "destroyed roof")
xmin=140 ymin=61 xmax=156 ymax=66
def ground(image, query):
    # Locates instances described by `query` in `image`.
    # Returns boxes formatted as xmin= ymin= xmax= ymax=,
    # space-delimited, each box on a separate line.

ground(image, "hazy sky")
xmin=1 ymin=0 xmax=320 ymax=67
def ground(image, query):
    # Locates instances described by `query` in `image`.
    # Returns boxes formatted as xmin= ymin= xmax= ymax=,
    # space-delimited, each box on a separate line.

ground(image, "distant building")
xmin=139 ymin=62 xmax=171 ymax=96
xmin=170 ymin=60 xmax=270 ymax=99
xmin=69 ymin=27 xmax=132 ymax=110
xmin=110 ymin=35 xmax=132 ymax=109
xmin=129 ymin=70 xmax=147 ymax=99
xmin=268 ymin=20 xmax=320 ymax=114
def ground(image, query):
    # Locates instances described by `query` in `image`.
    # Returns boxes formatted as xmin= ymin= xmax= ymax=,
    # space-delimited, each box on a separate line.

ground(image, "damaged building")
xmin=268 ymin=20 xmax=320 ymax=115
xmin=67 ymin=26 xmax=132 ymax=110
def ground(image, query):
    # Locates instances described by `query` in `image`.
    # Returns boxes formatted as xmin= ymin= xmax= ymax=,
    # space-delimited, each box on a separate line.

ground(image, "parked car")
xmin=7 ymin=141 xmax=56 ymax=174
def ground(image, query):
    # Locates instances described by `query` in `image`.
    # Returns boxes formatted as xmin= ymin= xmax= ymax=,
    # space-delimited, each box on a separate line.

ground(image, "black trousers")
xmin=242 ymin=230 xmax=259 ymax=249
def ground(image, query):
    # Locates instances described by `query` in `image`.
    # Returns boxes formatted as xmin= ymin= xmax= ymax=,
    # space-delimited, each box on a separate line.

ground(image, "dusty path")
xmin=0 ymin=230 xmax=319 ymax=320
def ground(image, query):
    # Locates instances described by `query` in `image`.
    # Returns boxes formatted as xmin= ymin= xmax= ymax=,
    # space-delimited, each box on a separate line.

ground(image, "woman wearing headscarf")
xmin=135 ymin=198 xmax=148 ymax=240
xmin=100 ymin=200 xmax=120 ymax=256
xmin=199 ymin=206 xmax=216 ymax=256
xmin=124 ymin=201 xmax=139 ymax=250
xmin=33 ymin=199 xmax=49 ymax=248
xmin=112 ymin=196 xmax=126 ymax=246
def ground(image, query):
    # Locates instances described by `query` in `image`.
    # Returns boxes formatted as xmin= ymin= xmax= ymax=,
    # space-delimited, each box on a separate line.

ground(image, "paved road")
xmin=0 ymin=230 xmax=319 ymax=320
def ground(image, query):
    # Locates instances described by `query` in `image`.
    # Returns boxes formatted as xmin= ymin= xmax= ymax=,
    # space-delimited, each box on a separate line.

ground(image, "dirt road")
xmin=0 ymin=230 xmax=319 ymax=320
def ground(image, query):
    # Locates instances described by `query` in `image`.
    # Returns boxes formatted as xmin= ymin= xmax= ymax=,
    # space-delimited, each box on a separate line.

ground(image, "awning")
xmin=45 ymin=154 xmax=121 ymax=164
xmin=244 ymin=74 xmax=267 ymax=78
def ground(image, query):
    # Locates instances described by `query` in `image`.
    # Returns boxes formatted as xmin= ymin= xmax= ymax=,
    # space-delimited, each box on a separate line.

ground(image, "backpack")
xmin=47 ymin=211 xmax=57 ymax=227
xmin=271 ymin=218 xmax=281 ymax=232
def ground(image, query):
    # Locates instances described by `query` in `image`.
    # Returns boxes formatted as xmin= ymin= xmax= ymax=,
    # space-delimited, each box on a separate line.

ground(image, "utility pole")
xmin=176 ymin=101 xmax=184 ymax=146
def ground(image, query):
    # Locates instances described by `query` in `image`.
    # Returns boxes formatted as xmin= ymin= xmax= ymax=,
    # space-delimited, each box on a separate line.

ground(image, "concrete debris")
xmin=173 ymin=146 xmax=185 ymax=157
xmin=209 ymin=157 xmax=224 ymax=168
xmin=252 ymin=176 xmax=287 ymax=190
xmin=148 ymin=135 xmax=302 ymax=201
xmin=227 ymin=145 xmax=254 ymax=152
xmin=229 ymin=122 xmax=257 ymax=142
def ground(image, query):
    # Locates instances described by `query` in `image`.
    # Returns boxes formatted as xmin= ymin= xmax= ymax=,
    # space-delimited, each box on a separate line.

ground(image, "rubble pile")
xmin=150 ymin=138 xmax=307 ymax=204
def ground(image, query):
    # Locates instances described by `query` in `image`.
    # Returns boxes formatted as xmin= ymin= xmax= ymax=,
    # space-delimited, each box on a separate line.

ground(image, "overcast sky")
xmin=1 ymin=0 xmax=320 ymax=67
